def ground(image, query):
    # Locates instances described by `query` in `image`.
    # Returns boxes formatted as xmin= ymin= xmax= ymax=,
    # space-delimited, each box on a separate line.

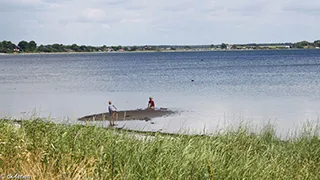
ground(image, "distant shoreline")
xmin=1 ymin=39 xmax=319 ymax=54
xmin=1 ymin=48 xmax=319 ymax=56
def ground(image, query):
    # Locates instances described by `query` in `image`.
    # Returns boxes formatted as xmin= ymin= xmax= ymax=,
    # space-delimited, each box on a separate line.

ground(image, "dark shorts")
xmin=109 ymin=111 xmax=116 ymax=116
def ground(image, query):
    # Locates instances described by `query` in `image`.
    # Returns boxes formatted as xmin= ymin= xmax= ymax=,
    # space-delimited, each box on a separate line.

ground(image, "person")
xmin=147 ymin=97 xmax=155 ymax=109
xmin=108 ymin=101 xmax=117 ymax=126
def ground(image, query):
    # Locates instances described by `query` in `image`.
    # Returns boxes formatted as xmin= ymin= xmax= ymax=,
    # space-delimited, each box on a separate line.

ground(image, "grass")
xmin=1 ymin=119 xmax=320 ymax=179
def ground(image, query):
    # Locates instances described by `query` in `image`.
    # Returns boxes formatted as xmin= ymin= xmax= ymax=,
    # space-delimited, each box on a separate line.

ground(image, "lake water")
xmin=1 ymin=50 xmax=320 ymax=136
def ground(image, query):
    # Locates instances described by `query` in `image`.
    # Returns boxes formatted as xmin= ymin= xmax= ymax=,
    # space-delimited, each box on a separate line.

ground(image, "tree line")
xmin=0 ymin=40 xmax=143 ymax=53
xmin=0 ymin=40 xmax=320 ymax=53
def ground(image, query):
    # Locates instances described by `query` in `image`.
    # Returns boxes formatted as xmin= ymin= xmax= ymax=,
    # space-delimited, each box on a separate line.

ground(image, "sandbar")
xmin=78 ymin=108 xmax=175 ymax=122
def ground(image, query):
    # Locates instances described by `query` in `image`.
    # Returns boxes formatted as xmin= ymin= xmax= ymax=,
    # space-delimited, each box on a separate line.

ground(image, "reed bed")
xmin=1 ymin=119 xmax=320 ymax=179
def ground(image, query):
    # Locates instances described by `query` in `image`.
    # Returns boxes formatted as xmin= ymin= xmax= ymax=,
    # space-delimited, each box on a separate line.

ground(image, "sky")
xmin=0 ymin=0 xmax=319 ymax=46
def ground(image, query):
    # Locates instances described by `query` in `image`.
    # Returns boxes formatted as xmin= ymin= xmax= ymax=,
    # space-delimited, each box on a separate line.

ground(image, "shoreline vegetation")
xmin=0 ymin=39 xmax=320 ymax=54
xmin=1 ymin=119 xmax=320 ymax=179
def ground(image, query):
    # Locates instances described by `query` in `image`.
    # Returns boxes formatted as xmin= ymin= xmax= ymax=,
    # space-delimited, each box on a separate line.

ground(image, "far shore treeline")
xmin=0 ymin=39 xmax=320 ymax=53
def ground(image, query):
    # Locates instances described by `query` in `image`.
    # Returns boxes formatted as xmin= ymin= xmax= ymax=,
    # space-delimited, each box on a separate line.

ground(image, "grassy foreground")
xmin=1 ymin=119 xmax=320 ymax=179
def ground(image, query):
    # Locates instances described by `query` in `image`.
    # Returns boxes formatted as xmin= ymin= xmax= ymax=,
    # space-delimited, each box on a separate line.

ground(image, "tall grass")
xmin=1 ymin=119 xmax=320 ymax=179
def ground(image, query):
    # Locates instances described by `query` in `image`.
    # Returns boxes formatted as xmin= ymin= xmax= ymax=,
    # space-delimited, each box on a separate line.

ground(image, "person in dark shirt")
xmin=147 ymin=97 xmax=155 ymax=109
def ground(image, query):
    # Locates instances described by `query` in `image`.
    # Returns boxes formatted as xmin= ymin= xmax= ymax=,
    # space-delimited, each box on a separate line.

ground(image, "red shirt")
xmin=148 ymin=100 xmax=155 ymax=108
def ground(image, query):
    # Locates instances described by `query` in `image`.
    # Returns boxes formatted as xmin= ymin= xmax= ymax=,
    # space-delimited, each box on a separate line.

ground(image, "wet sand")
xmin=78 ymin=108 xmax=175 ymax=122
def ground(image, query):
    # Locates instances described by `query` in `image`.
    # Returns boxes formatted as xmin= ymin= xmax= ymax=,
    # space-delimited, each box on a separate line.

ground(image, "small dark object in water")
xmin=151 ymin=122 xmax=155 ymax=124
xmin=201 ymin=59 xmax=203 ymax=61
xmin=191 ymin=80 xmax=194 ymax=82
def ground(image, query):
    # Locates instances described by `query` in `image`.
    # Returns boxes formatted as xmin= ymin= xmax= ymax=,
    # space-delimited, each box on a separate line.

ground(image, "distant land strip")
xmin=0 ymin=39 xmax=319 ymax=54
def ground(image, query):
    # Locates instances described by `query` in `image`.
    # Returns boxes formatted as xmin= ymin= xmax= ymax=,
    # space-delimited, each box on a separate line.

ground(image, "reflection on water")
xmin=1 ymin=50 xmax=320 ymax=136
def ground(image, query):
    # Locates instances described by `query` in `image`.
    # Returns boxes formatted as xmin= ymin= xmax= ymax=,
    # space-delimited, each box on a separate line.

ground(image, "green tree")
xmin=111 ymin=45 xmax=122 ymax=51
xmin=70 ymin=44 xmax=81 ymax=52
xmin=314 ymin=40 xmax=320 ymax=47
xmin=294 ymin=41 xmax=310 ymax=48
xmin=130 ymin=46 xmax=137 ymax=51
xmin=0 ymin=42 xmax=3 ymax=52
xmin=37 ymin=45 xmax=47 ymax=52
xmin=18 ymin=41 xmax=29 ymax=52
xmin=29 ymin=41 xmax=37 ymax=52
xmin=51 ymin=44 xmax=64 ymax=52
xmin=1 ymin=40 xmax=16 ymax=53
xmin=79 ymin=45 xmax=88 ymax=52
xmin=100 ymin=45 xmax=107 ymax=51
xmin=221 ymin=43 xmax=227 ymax=49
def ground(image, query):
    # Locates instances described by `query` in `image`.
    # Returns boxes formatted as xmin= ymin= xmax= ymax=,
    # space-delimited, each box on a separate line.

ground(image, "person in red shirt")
xmin=147 ymin=97 xmax=155 ymax=109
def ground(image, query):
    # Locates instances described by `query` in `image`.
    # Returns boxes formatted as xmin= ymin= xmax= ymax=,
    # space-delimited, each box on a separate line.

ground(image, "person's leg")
xmin=115 ymin=112 xmax=118 ymax=125
xmin=112 ymin=112 xmax=116 ymax=126
xmin=109 ymin=113 xmax=113 ymax=126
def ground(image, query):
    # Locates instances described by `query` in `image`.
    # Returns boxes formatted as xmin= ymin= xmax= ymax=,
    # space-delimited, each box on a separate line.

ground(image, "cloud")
xmin=75 ymin=8 xmax=122 ymax=25
xmin=0 ymin=0 xmax=319 ymax=45
xmin=282 ymin=3 xmax=320 ymax=15
xmin=85 ymin=8 xmax=107 ymax=22
xmin=11 ymin=0 xmax=41 ymax=4
xmin=103 ymin=0 xmax=129 ymax=6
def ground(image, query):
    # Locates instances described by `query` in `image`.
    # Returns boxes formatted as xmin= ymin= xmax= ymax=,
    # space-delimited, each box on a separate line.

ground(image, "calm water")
xmin=1 ymin=50 xmax=320 ymax=135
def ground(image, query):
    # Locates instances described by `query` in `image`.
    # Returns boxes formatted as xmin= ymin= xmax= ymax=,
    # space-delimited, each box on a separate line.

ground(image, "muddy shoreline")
xmin=78 ymin=108 xmax=175 ymax=122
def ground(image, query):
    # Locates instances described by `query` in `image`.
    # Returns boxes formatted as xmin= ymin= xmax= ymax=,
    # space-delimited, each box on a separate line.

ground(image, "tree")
xmin=1 ymin=40 xmax=16 ymax=53
xmin=70 ymin=44 xmax=81 ymax=52
xmin=51 ymin=44 xmax=63 ymax=52
xmin=37 ymin=45 xmax=44 ymax=52
xmin=110 ymin=45 xmax=122 ymax=51
xmin=29 ymin=41 xmax=37 ymax=52
xmin=79 ymin=45 xmax=87 ymax=52
xmin=294 ymin=41 xmax=310 ymax=48
xmin=221 ymin=43 xmax=227 ymax=49
xmin=314 ymin=40 xmax=320 ymax=47
xmin=18 ymin=41 xmax=29 ymax=51
xmin=0 ymin=42 xmax=3 ymax=53
xmin=130 ymin=46 xmax=137 ymax=51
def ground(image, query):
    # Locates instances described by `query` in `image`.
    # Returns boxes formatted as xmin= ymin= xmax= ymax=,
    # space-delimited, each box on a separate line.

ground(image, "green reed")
xmin=1 ymin=119 xmax=320 ymax=179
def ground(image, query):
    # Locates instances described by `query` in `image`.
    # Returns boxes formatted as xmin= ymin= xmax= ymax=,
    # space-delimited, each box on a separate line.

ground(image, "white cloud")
xmin=82 ymin=8 xmax=107 ymax=22
xmin=48 ymin=3 xmax=64 ymax=9
xmin=11 ymin=0 xmax=41 ymax=4
xmin=0 ymin=0 xmax=319 ymax=45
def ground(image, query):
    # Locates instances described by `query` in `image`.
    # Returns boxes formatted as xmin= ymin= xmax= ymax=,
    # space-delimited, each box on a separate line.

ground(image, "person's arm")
xmin=148 ymin=101 xmax=152 ymax=108
xmin=113 ymin=105 xmax=117 ymax=110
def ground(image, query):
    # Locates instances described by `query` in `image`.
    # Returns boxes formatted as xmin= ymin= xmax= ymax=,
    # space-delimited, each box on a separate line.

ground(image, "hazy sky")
xmin=0 ymin=0 xmax=319 ymax=45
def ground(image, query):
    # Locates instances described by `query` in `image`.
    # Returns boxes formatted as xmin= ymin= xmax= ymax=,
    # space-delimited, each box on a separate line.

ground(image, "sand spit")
xmin=78 ymin=108 xmax=175 ymax=122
